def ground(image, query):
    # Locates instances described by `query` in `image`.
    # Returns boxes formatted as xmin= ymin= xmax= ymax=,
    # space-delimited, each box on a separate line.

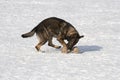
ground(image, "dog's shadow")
xmin=78 ymin=45 xmax=102 ymax=53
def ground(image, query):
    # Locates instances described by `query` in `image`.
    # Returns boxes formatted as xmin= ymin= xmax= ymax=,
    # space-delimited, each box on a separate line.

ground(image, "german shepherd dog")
xmin=21 ymin=17 xmax=84 ymax=53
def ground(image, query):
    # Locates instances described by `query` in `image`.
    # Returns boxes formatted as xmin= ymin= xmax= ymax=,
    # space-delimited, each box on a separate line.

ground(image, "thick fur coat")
xmin=21 ymin=17 xmax=84 ymax=53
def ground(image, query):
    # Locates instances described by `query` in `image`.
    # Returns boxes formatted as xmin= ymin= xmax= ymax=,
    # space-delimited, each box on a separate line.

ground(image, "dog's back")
xmin=41 ymin=17 xmax=78 ymax=36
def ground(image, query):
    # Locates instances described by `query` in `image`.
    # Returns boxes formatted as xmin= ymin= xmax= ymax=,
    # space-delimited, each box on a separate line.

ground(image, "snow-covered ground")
xmin=0 ymin=0 xmax=120 ymax=80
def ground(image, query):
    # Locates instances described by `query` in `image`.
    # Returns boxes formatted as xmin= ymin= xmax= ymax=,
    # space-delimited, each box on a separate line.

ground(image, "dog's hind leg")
xmin=48 ymin=37 xmax=61 ymax=49
xmin=35 ymin=40 xmax=47 ymax=51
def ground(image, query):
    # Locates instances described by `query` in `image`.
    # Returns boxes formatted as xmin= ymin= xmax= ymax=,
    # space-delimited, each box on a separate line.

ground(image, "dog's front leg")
xmin=57 ymin=37 xmax=68 ymax=53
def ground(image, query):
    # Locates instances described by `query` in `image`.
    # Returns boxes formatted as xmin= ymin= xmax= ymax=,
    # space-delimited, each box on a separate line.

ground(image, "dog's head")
xmin=67 ymin=34 xmax=84 ymax=50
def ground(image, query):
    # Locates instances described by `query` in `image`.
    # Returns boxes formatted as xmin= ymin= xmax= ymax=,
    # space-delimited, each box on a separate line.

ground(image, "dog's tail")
xmin=21 ymin=27 xmax=37 ymax=38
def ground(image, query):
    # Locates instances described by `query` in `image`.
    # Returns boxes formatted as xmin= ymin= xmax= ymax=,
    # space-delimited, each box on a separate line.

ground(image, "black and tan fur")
xmin=21 ymin=17 xmax=84 ymax=53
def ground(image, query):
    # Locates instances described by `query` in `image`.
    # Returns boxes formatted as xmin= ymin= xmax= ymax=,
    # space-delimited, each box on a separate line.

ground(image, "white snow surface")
xmin=0 ymin=0 xmax=120 ymax=80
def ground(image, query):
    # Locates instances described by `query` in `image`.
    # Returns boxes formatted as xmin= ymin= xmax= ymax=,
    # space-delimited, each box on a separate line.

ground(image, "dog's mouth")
xmin=67 ymin=35 xmax=84 ymax=50
xmin=67 ymin=38 xmax=79 ymax=50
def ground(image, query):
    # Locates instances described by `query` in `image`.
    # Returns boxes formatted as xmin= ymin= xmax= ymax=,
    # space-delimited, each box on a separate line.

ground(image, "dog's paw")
xmin=72 ymin=47 xmax=79 ymax=53
xmin=55 ymin=46 xmax=61 ymax=49
xmin=35 ymin=46 xmax=40 ymax=51
xmin=61 ymin=47 xmax=68 ymax=53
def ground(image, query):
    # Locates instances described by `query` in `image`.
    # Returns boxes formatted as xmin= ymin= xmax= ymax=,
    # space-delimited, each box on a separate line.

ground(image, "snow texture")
xmin=0 ymin=0 xmax=120 ymax=80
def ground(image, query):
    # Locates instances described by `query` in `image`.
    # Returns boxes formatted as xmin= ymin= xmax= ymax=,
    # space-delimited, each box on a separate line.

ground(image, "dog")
xmin=21 ymin=17 xmax=84 ymax=53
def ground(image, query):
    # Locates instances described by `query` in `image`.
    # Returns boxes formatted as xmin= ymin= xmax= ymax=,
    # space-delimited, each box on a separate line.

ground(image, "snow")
xmin=0 ymin=0 xmax=120 ymax=80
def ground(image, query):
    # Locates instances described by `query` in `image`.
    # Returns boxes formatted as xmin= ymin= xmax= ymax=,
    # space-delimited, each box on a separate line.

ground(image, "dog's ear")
xmin=78 ymin=35 xmax=84 ymax=38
